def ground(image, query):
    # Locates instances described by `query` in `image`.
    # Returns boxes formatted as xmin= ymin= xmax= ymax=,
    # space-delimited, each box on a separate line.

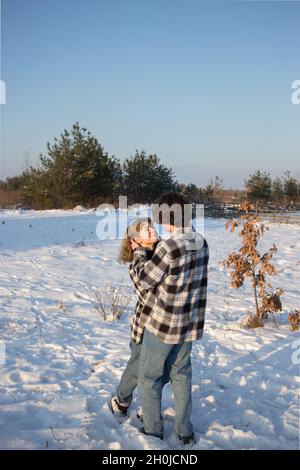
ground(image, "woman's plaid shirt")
xmin=130 ymin=227 xmax=209 ymax=345
xmin=129 ymin=250 xmax=157 ymax=344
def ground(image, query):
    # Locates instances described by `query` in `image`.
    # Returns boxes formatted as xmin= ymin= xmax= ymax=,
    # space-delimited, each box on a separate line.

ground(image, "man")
xmin=130 ymin=192 xmax=209 ymax=445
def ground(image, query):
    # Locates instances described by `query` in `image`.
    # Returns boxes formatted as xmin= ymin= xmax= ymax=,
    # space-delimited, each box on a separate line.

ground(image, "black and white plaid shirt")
xmin=129 ymin=250 xmax=157 ymax=344
xmin=130 ymin=227 xmax=209 ymax=344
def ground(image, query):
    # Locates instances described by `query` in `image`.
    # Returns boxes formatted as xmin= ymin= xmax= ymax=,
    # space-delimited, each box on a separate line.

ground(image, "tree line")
xmin=0 ymin=123 xmax=299 ymax=209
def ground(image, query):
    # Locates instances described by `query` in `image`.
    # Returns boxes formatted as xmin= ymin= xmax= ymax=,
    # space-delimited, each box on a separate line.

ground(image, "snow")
xmin=0 ymin=208 xmax=299 ymax=450
xmin=73 ymin=205 xmax=88 ymax=212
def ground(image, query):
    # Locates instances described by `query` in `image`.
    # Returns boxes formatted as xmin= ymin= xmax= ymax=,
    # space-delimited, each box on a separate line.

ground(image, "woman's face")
xmin=135 ymin=223 xmax=158 ymax=246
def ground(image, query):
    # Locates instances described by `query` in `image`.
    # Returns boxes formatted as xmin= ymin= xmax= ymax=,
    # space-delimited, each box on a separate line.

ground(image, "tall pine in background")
xmin=122 ymin=150 xmax=178 ymax=203
xmin=22 ymin=123 xmax=122 ymax=208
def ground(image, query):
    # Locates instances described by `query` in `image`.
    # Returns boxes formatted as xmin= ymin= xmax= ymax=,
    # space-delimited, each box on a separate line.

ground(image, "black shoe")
xmin=178 ymin=432 xmax=196 ymax=446
xmin=108 ymin=396 xmax=128 ymax=419
xmin=140 ymin=427 xmax=163 ymax=440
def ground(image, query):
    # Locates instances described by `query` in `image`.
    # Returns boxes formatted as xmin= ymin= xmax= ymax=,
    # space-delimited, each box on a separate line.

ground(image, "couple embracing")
xmin=108 ymin=192 xmax=209 ymax=446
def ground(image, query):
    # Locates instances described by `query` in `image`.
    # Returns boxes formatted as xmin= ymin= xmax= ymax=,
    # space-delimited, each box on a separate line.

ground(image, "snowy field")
xmin=0 ymin=208 xmax=299 ymax=450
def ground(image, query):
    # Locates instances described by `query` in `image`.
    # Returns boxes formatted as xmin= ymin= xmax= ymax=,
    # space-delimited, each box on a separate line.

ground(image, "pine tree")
xmin=245 ymin=170 xmax=272 ymax=203
xmin=122 ymin=150 xmax=178 ymax=203
xmin=283 ymin=171 xmax=298 ymax=206
xmin=271 ymin=177 xmax=284 ymax=205
xmin=38 ymin=123 xmax=121 ymax=206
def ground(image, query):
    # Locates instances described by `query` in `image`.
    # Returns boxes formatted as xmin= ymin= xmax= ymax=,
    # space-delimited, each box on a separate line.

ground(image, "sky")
xmin=0 ymin=0 xmax=300 ymax=188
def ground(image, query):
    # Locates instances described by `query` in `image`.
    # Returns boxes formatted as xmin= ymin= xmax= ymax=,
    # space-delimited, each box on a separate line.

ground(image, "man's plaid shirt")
xmin=130 ymin=227 xmax=209 ymax=345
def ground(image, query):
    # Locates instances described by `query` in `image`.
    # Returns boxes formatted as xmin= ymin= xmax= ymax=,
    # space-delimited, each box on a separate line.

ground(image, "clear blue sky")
xmin=1 ymin=0 xmax=300 ymax=188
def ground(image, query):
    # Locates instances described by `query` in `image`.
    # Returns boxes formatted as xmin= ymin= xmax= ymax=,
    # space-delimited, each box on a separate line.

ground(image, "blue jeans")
xmin=117 ymin=339 xmax=170 ymax=406
xmin=139 ymin=328 xmax=193 ymax=438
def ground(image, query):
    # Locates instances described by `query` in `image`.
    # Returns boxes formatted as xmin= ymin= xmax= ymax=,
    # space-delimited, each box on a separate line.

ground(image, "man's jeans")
xmin=139 ymin=328 xmax=193 ymax=438
xmin=117 ymin=339 xmax=170 ymax=406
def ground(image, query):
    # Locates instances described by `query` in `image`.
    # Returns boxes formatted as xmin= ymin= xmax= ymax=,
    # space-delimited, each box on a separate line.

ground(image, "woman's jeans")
xmin=139 ymin=328 xmax=193 ymax=438
xmin=116 ymin=338 xmax=169 ymax=406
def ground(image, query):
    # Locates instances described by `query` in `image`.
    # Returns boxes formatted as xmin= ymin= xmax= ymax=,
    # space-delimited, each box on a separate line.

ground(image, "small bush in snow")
xmin=89 ymin=285 xmax=130 ymax=321
xmin=225 ymin=203 xmax=284 ymax=328
xmin=240 ymin=315 xmax=264 ymax=329
xmin=288 ymin=310 xmax=300 ymax=331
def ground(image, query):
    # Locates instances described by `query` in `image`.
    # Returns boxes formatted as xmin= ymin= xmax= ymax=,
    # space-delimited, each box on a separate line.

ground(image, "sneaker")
xmin=139 ymin=426 xmax=163 ymax=440
xmin=178 ymin=432 xmax=196 ymax=446
xmin=108 ymin=396 xmax=128 ymax=421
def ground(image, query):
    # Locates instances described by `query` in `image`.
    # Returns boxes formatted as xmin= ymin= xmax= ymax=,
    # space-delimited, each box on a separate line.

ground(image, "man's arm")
xmin=130 ymin=243 xmax=170 ymax=291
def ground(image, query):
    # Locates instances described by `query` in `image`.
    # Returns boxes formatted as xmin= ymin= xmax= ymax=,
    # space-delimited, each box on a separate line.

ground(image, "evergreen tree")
xmin=283 ymin=171 xmax=298 ymax=199
xmin=37 ymin=123 xmax=121 ymax=206
xmin=122 ymin=150 xmax=178 ymax=203
xmin=271 ymin=177 xmax=284 ymax=204
xmin=21 ymin=167 xmax=55 ymax=209
xmin=244 ymin=170 xmax=272 ymax=202
xmin=182 ymin=183 xmax=202 ymax=204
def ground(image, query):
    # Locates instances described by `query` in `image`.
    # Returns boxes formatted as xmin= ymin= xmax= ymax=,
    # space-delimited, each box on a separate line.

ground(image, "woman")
xmin=109 ymin=217 xmax=168 ymax=420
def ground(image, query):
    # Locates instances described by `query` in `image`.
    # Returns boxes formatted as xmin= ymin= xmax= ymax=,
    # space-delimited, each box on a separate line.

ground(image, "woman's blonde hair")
xmin=118 ymin=217 xmax=153 ymax=263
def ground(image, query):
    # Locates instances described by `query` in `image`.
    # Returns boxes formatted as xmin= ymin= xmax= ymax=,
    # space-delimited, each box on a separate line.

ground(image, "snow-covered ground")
xmin=0 ymin=208 xmax=299 ymax=450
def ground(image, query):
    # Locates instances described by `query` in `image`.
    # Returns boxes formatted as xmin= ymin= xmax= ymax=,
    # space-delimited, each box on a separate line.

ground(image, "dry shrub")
xmin=225 ymin=203 xmax=284 ymax=328
xmin=89 ymin=285 xmax=131 ymax=321
xmin=288 ymin=310 xmax=300 ymax=331
xmin=240 ymin=315 xmax=264 ymax=329
xmin=0 ymin=189 xmax=22 ymax=208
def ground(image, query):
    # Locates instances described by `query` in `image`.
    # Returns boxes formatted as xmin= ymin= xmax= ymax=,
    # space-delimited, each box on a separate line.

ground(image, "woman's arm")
xmin=130 ymin=242 xmax=170 ymax=291
xmin=128 ymin=249 xmax=154 ymax=302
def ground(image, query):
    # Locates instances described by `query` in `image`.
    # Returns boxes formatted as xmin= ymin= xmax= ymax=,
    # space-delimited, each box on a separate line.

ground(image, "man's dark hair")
xmin=152 ymin=192 xmax=193 ymax=228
